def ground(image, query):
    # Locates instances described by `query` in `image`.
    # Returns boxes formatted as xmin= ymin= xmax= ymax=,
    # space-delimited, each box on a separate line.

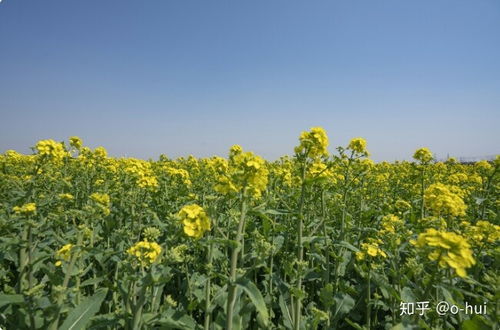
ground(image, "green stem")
xmin=48 ymin=235 xmax=81 ymax=330
xmin=18 ymin=226 xmax=29 ymax=294
xmin=367 ymin=269 xmax=371 ymax=329
xmin=480 ymin=164 xmax=498 ymax=219
xmin=293 ymin=159 xmax=307 ymax=330
xmin=131 ymin=270 xmax=147 ymax=330
xmin=204 ymin=234 xmax=214 ymax=330
xmin=226 ymin=196 xmax=248 ymax=330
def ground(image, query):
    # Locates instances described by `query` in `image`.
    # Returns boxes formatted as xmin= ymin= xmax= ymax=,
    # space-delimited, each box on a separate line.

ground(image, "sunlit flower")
xmin=294 ymin=127 xmax=329 ymax=158
xmin=55 ymin=243 xmax=74 ymax=267
xmin=13 ymin=203 xmax=36 ymax=216
xmin=178 ymin=204 xmax=211 ymax=239
xmin=127 ymin=241 xmax=162 ymax=266
xmin=412 ymin=228 xmax=475 ymax=277
xmin=413 ymin=147 xmax=433 ymax=163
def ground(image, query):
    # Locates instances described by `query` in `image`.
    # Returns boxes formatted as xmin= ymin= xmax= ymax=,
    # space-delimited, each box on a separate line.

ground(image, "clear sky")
xmin=1 ymin=0 xmax=499 ymax=161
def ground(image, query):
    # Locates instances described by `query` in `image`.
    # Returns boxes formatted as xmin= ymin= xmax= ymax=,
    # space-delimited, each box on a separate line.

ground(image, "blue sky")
xmin=1 ymin=0 xmax=499 ymax=161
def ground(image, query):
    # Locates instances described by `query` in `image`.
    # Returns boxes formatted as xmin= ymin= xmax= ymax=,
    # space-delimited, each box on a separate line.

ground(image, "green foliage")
xmin=0 ymin=137 xmax=498 ymax=329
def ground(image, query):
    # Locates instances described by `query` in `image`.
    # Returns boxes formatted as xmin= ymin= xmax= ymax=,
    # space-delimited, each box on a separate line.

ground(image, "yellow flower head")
xmin=229 ymin=145 xmax=243 ymax=156
xmin=348 ymin=137 xmax=368 ymax=154
xmin=90 ymin=193 xmax=110 ymax=206
xmin=123 ymin=158 xmax=159 ymax=190
xmin=395 ymin=200 xmax=412 ymax=212
xmin=294 ymin=127 xmax=329 ymax=159
xmin=215 ymin=147 xmax=268 ymax=199
xmin=178 ymin=204 xmax=211 ymax=239
xmin=94 ymin=146 xmax=108 ymax=159
xmin=127 ymin=241 xmax=162 ymax=266
xmin=380 ymin=214 xmax=403 ymax=234
xmin=58 ymin=193 xmax=74 ymax=201
xmin=356 ymin=240 xmax=387 ymax=261
xmin=461 ymin=220 xmax=500 ymax=246
xmin=424 ymin=183 xmax=466 ymax=217
xmin=55 ymin=243 xmax=74 ymax=266
xmin=413 ymin=147 xmax=433 ymax=163
xmin=474 ymin=160 xmax=492 ymax=172
xmin=35 ymin=139 xmax=68 ymax=162
xmin=13 ymin=203 xmax=37 ymax=216
xmin=413 ymin=228 xmax=475 ymax=277
xmin=90 ymin=193 xmax=111 ymax=216
xmin=69 ymin=136 xmax=83 ymax=149
xmin=306 ymin=160 xmax=335 ymax=183
xmin=163 ymin=166 xmax=191 ymax=186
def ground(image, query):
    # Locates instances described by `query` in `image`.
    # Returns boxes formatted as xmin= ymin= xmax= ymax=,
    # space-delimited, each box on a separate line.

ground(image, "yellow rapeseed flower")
xmin=58 ymin=193 xmax=74 ymax=200
xmin=424 ymin=183 xmax=466 ymax=217
xmin=413 ymin=147 xmax=433 ymax=163
xmin=90 ymin=193 xmax=111 ymax=216
xmin=55 ymin=243 xmax=73 ymax=267
xmin=413 ymin=228 xmax=475 ymax=277
xmin=127 ymin=241 xmax=162 ymax=266
xmin=178 ymin=204 xmax=211 ymax=239
xmin=35 ymin=139 xmax=68 ymax=162
xmin=348 ymin=137 xmax=368 ymax=154
xmin=294 ymin=127 xmax=329 ymax=158
xmin=356 ymin=241 xmax=387 ymax=261
xmin=214 ymin=146 xmax=268 ymax=199
xmin=69 ymin=136 xmax=83 ymax=149
xmin=13 ymin=203 xmax=37 ymax=216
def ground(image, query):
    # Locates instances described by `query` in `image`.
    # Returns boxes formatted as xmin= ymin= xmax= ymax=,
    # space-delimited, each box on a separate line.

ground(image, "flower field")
xmin=0 ymin=128 xmax=498 ymax=329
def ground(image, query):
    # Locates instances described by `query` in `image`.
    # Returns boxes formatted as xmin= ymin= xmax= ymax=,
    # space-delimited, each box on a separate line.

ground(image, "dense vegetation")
xmin=0 ymin=128 xmax=498 ymax=329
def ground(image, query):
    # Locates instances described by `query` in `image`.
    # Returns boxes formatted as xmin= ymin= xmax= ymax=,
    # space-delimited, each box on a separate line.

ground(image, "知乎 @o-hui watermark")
xmin=400 ymin=301 xmax=487 ymax=316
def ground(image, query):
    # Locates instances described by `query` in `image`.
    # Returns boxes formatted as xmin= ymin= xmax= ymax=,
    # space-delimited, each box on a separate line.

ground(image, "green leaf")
xmin=59 ymin=288 xmax=108 ymax=330
xmin=400 ymin=287 xmax=416 ymax=302
xmin=80 ymin=277 xmax=103 ymax=287
xmin=332 ymin=293 xmax=355 ymax=319
xmin=461 ymin=316 xmax=490 ymax=330
xmin=158 ymin=309 xmax=198 ymax=330
xmin=334 ymin=241 xmax=360 ymax=252
xmin=437 ymin=285 xmax=456 ymax=304
xmin=278 ymin=293 xmax=293 ymax=329
xmin=0 ymin=293 xmax=24 ymax=308
xmin=235 ymin=277 xmax=269 ymax=327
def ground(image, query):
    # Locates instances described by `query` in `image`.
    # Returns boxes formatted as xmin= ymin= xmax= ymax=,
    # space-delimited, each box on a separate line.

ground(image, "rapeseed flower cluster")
xmin=356 ymin=239 xmax=387 ymax=261
xmin=178 ymin=204 xmax=211 ymax=239
xmin=127 ymin=241 xmax=162 ymax=266
xmin=55 ymin=244 xmax=73 ymax=267
xmin=413 ymin=147 xmax=433 ymax=163
xmin=272 ymin=160 xmax=294 ymax=187
xmin=35 ymin=139 xmax=68 ymax=163
xmin=93 ymin=146 xmax=108 ymax=159
xmin=13 ymin=202 xmax=36 ymax=216
xmin=123 ymin=159 xmax=158 ymax=190
xmin=307 ymin=161 xmax=333 ymax=181
xmin=90 ymin=193 xmax=111 ymax=216
xmin=474 ymin=160 xmax=492 ymax=172
xmin=347 ymin=137 xmax=368 ymax=155
xmin=69 ymin=136 xmax=83 ymax=150
xmin=163 ymin=166 xmax=192 ymax=186
xmin=460 ymin=220 xmax=500 ymax=246
xmin=394 ymin=200 xmax=412 ymax=213
xmin=294 ymin=127 xmax=329 ymax=159
xmin=424 ymin=183 xmax=467 ymax=217
xmin=214 ymin=145 xmax=269 ymax=199
xmin=412 ymin=228 xmax=475 ymax=277
xmin=380 ymin=214 xmax=403 ymax=234
xmin=58 ymin=193 xmax=74 ymax=200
